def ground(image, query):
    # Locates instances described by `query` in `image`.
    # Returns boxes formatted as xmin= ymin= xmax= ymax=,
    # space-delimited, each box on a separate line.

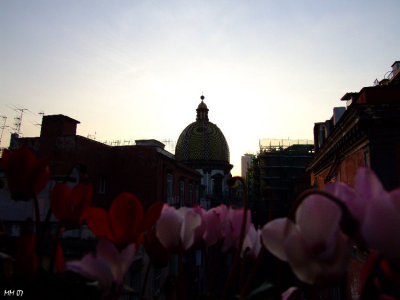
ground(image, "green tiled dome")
xmin=175 ymin=97 xmax=230 ymax=163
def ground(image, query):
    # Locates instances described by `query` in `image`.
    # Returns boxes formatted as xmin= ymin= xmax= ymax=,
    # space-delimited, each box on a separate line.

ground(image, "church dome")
xmin=175 ymin=96 xmax=230 ymax=163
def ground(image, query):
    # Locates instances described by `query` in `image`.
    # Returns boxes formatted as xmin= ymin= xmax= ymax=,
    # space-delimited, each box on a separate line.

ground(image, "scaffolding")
xmin=259 ymin=138 xmax=314 ymax=152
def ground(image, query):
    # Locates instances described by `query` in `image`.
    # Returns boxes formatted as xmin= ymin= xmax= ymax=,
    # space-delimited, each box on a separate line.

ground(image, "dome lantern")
xmin=196 ymin=95 xmax=209 ymax=121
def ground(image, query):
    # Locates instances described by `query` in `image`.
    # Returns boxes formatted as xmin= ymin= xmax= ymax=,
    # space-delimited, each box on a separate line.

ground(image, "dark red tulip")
xmin=50 ymin=183 xmax=92 ymax=229
xmin=55 ymin=244 xmax=65 ymax=273
xmin=2 ymin=148 xmax=49 ymax=200
xmin=86 ymin=192 xmax=162 ymax=249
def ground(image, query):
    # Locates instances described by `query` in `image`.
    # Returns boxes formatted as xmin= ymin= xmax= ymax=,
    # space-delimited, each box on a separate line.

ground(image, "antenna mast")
xmin=0 ymin=116 xmax=7 ymax=148
xmin=13 ymin=108 xmax=27 ymax=136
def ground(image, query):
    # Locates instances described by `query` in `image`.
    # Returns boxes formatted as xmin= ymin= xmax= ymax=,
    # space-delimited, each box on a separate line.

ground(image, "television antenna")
xmin=0 ymin=116 xmax=8 ymax=148
xmin=13 ymin=108 xmax=28 ymax=136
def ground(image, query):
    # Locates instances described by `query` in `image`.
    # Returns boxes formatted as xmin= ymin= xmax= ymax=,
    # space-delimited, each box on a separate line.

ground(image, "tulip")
xmin=86 ymin=193 xmax=162 ymax=249
xmin=261 ymin=194 xmax=351 ymax=284
xmin=202 ymin=204 xmax=228 ymax=247
xmin=326 ymin=168 xmax=400 ymax=265
xmin=50 ymin=183 xmax=92 ymax=229
xmin=55 ymin=244 xmax=65 ymax=273
xmin=66 ymin=238 xmax=136 ymax=291
xmin=156 ymin=205 xmax=202 ymax=251
xmin=2 ymin=148 xmax=49 ymax=200
xmin=221 ymin=206 xmax=251 ymax=252
xmin=242 ymin=224 xmax=262 ymax=259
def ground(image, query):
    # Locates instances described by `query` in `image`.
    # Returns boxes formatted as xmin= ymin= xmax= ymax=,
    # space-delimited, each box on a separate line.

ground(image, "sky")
xmin=1 ymin=0 xmax=399 ymax=176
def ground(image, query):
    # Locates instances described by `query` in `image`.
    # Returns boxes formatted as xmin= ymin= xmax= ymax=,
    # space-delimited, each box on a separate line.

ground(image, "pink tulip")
xmin=221 ymin=206 xmax=252 ymax=252
xmin=261 ymin=194 xmax=351 ymax=284
xmin=66 ymin=238 xmax=136 ymax=291
xmin=156 ymin=205 xmax=202 ymax=251
xmin=327 ymin=168 xmax=400 ymax=264
xmin=202 ymin=204 xmax=228 ymax=247
xmin=192 ymin=206 xmax=207 ymax=246
xmin=241 ymin=224 xmax=262 ymax=259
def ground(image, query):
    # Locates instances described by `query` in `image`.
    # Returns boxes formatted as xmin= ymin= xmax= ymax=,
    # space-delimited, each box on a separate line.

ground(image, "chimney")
xmin=333 ymin=107 xmax=346 ymax=126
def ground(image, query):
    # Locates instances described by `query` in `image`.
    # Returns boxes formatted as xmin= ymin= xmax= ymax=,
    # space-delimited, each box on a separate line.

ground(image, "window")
xmin=189 ymin=183 xmax=193 ymax=206
xmin=179 ymin=179 xmax=185 ymax=206
xmin=166 ymin=173 xmax=173 ymax=205
xmin=99 ymin=176 xmax=106 ymax=194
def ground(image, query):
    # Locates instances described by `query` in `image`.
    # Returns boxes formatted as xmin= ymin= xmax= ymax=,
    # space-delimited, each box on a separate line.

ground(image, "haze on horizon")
xmin=1 ymin=0 xmax=399 ymax=176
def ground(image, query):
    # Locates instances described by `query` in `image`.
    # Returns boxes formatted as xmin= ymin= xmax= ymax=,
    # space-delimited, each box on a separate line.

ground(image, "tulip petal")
xmin=71 ymin=184 xmax=92 ymax=224
xmin=66 ymin=254 xmax=114 ymax=290
xmin=362 ymin=193 xmax=400 ymax=264
xmin=261 ymin=218 xmax=292 ymax=262
xmin=156 ymin=206 xmax=183 ymax=250
xmin=96 ymin=238 xmax=136 ymax=283
xmin=203 ymin=209 xmax=223 ymax=246
xmin=50 ymin=183 xmax=71 ymax=222
xmin=317 ymin=231 xmax=351 ymax=282
xmin=192 ymin=206 xmax=206 ymax=246
xmin=32 ymin=161 xmax=50 ymax=195
xmin=325 ymin=181 xmax=365 ymax=223
xmin=86 ymin=207 xmax=115 ymax=243
xmin=296 ymin=195 xmax=341 ymax=254
xmin=242 ymin=224 xmax=261 ymax=258
xmin=356 ymin=167 xmax=386 ymax=201
xmin=141 ymin=201 xmax=164 ymax=232
xmin=181 ymin=209 xmax=202 ymax=250
xmin=284 ymin=225 xmax=319 ymax=284
xmin=109 ymin=193 xmax=143 ymax=247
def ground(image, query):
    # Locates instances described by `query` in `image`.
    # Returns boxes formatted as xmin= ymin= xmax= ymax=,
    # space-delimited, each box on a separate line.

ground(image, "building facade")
xmin=307 ymin=61 xmax=400 ymax=191
xmin=306 ymin=60 xmax=400 ymax=299
xmin=246 ymin=140 xmax=314 ymax=226
xmin=175 ymin=96 xmax=233 ymax=208
xmin=1 ymin=114 xmax=201 ymax=226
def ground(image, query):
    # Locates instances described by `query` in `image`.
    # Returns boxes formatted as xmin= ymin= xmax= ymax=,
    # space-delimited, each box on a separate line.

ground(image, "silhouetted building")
xmin=306 ymin=60 xmax=400 ymax=300
xmin=175 ymin=95 xmax=233 ymax=208
xmin=1 ymin=114 xmax=201 ymax=228
xmin=307 ymin=61 xmax=400 ymax=190
xmin=246 ymin=139 xmax=314 ymax=226
xmin=241 ymin=153 xmax=255 ymax=178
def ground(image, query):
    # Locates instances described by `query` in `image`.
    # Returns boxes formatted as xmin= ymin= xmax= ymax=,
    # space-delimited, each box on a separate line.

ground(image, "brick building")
xmin=306 ymin=60 xmax=400 ymax=299
xmin=9 ymin=114 xmax=201 ymax=210
xmin=307 ymin=61 xmax=400 ymax=191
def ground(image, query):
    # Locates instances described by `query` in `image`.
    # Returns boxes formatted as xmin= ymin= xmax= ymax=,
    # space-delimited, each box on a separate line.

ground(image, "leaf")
xmin=242 ymin=281 xmax=273 ymax=300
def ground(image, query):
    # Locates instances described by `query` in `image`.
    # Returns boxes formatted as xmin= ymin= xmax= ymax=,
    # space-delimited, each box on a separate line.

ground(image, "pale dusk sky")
xmin=1 ymin=0 xmax=399 ymax=175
